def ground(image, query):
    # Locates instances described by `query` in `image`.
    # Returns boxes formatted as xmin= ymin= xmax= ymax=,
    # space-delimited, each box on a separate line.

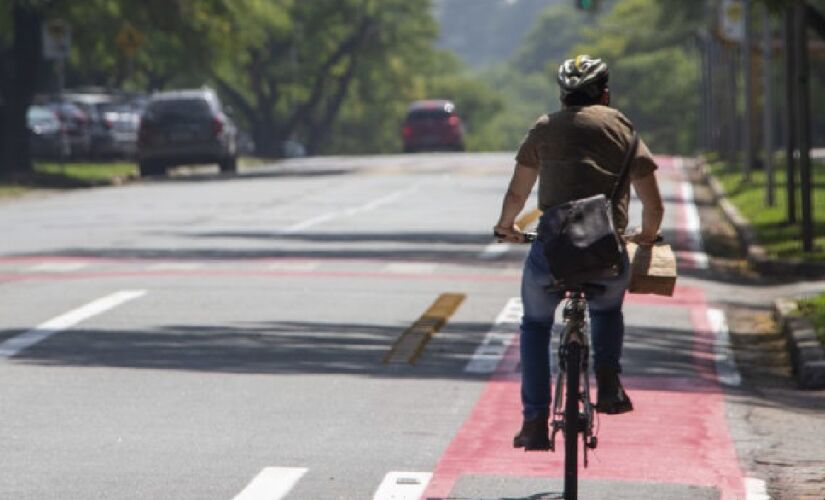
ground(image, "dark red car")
xmin=402 ymin=100 xmax=465 ymax=153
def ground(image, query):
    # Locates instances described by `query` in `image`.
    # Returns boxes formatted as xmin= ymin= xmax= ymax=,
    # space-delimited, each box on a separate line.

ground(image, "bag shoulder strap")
xmin=609 ymin=132 xmax=639 ymax=204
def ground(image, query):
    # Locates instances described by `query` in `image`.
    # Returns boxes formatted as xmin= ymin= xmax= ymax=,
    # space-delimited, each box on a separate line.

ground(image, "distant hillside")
xmin=434 ymin=0 xmax=566 ymax=67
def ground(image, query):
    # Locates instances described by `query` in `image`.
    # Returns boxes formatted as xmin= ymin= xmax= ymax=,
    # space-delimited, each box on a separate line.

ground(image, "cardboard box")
xmin=626 ymin=242 xmax=677 ymax=296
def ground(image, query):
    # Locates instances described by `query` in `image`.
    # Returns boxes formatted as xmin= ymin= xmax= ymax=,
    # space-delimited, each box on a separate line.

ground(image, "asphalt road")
xmin=0 ymin=153 xmax=766 ymax=499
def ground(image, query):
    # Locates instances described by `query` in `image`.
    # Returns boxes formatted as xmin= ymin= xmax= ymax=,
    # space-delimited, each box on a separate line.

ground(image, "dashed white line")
xmin=232 ymin=467 xmax=307 ymax=500
xmin=27 ymin=262 xmax=89 ymax=272
xmin=707 ymin=308 xmax=742 ymax=387
xmin=372 ymin=471 xmax=433 ymax=500
xmin=0 ymin=290 xmax=146 ymax=359
xmin=480 ymin=242 xmax=510 ymax=259
xmin=147 ymin=262 xmax=204 ymax=271
xmin=384 ymin=262 xmax=437 ymax=274
xmin=465 ymin=297 xmax=522 ymax=374
xmin=283 ymin=184 xmax=420 ymax=233
xmin=266 ymin=261 xmax=319 ymax=271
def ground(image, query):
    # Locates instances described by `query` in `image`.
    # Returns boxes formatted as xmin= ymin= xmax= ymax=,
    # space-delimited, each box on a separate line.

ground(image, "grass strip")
xmin=34 ymin=161 xmax=137 ymax=183
xmin=0 ymin=157 xmax=272 ymax=199
xmin=709 ymin=160 xmax=825 ymax=262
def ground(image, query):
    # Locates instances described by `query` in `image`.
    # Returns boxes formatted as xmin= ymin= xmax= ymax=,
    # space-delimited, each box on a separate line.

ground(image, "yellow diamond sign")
xmin=116 ymin=23 xmax=144 ymax=57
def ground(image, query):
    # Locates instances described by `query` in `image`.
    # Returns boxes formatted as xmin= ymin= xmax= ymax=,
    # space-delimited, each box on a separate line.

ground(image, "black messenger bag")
xmin=537 ymin=133 xmax=639 ymax=287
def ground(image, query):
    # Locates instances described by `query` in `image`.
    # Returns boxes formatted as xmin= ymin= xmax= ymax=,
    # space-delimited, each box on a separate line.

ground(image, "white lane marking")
xmin=676 ymin=250 xmax=710 ymax=269
xmin=283 ymin=184 xmax=420 ymax=233
xmin=0 ymin=290 xmax=146 ymax=359
xmin=147 ymin=262 xmax=204 ymax=271
xmin=232 ymin=467 xmax=307 ymax=500
xmin=707 ymin=308 xmax=742 ymax=387
xmin=744 ymin=476 xmax=770 ymax=500
xmin=465 ymin=297 xmax=522 ymax=374
xmin=267 ymin=261 xmax=319 ymax=271
xmin=384 ymin=262 xmax=437 ymax=274
xmin=678 ymin=162 xmax=710 ymax=269
xmin=372 ymin=471 xmax=433 ymax=500
xmin=27 ymin=262 xmax=89 ymax=272
xmin=480 ymin=242 xmax=510 ymax=259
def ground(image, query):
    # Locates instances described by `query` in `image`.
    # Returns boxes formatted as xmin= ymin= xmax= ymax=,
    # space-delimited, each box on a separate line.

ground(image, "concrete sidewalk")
xmin=687 ymin=163 xmax=825 ymax=499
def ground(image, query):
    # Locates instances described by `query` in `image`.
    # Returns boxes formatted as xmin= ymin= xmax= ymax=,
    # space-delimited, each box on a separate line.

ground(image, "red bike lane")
xmin=423 ymin=158 xmax=748 ymax=499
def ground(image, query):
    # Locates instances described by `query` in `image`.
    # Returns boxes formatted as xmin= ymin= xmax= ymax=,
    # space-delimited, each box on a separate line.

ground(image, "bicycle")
xmin=497 ymin=230 xmax=599 ymax=500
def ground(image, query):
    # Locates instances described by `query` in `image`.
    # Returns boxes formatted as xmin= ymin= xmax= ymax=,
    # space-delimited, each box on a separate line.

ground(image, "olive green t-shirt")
xmin=515 ymin=105 xmax=658 ymax=232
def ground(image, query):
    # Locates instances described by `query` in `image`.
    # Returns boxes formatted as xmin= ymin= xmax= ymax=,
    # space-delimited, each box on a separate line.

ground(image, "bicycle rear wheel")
xmin=563 ymin=342 xmax=581 ymax=500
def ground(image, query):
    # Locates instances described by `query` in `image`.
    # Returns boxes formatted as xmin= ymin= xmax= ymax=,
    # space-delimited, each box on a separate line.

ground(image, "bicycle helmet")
xmin=557 ymin=55 xmax=609 ymax=99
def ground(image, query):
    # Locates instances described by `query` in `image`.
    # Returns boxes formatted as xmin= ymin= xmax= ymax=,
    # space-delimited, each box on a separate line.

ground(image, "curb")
xmin=773 ymin=298 xmax=825 ymax=389
xmin=694 ymin=161 xmax=825 ymax=277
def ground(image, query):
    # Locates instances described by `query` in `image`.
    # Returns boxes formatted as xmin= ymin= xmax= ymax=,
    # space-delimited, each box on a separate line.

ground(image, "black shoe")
xmin=513 ymin=413 xmax=550 ymax=451
xmin=595 ymin=367 xmax=633 ymax=415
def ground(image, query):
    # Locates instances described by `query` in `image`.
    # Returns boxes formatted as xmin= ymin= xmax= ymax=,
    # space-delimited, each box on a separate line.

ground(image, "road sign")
xmin=42 ymin=19 xmax=71 ymax=60
xmin=116 ymin=23 xmax=144 ymax=57
xmin=720 ymin=0 xmax=745 ymax=42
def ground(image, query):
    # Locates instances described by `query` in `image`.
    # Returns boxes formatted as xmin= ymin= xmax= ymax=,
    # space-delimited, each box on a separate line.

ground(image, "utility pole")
xmin=794 ymin=1 xmax=814 ymax=252
xmin=763 ymin=6 xmax=775 ymax=206
xmin=784 ymin=6 xmax=798 ymax=224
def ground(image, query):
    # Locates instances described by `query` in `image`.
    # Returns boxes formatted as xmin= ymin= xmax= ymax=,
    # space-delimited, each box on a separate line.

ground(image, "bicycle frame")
xmin=549 ymin=291 xmax=598 ymax=500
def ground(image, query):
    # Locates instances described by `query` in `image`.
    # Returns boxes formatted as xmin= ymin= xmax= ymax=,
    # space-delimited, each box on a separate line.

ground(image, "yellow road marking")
xmin=515 ymin=208 xmax=542 ymax=230
xmin=383 ymin=293 xmax=466 ymax=365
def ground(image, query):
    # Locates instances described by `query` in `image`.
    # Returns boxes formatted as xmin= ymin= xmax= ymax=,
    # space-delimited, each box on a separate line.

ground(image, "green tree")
xmin=573 ymin=0 xmax=701 ymax=153
xmin=209 ymin=0 xmax=480 ymax=157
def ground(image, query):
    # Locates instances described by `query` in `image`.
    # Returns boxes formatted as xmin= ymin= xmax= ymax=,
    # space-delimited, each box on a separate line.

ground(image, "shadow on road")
xmin=3 ymin=319 xmax=736 ymax=396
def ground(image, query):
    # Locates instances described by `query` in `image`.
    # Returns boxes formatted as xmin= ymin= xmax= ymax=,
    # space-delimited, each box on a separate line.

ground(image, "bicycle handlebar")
xmin=493 ymin=231 xmax=662 ymax=245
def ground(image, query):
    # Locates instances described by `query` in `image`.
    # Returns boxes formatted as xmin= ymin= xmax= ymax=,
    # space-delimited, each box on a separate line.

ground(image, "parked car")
xmin=401 ymin=100 xmax=465 ymax=153
xmin=99 ymin=101 xmax=142 ymax=158
xmin=62 ymin=92 xmax=117 ymax=159
xmin=45 ymin=101 xmax=91 ymax=159
xmin=27 ymin=105 xmax=68 ymax=159
xmin=137 ymin=88 xmax=237 ymax=177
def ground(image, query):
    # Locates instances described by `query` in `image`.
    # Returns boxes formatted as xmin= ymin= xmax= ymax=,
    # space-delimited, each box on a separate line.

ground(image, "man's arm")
xmin=494 ymin=164 xmax=539 ymax=242
xmin=629 ymin=172 xmax=664 ymax=245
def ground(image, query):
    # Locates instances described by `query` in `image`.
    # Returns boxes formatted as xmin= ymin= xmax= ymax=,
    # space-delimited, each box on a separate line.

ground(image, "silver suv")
xmin=137 ymin=88 xmax=237 ymax=176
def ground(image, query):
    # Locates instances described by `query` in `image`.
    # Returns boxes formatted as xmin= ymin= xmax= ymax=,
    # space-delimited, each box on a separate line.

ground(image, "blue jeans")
xmin=519 ymin=238 xmax=631 ymax=420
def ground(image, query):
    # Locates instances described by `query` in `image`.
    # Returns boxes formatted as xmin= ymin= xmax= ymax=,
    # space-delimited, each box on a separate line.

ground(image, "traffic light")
xmin=575 ymin=0 xmax=599 ymax=11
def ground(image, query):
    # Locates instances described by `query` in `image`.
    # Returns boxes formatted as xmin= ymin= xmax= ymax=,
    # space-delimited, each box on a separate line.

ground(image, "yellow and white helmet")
xmin=557 ymin=55 xmax=609 ymax=99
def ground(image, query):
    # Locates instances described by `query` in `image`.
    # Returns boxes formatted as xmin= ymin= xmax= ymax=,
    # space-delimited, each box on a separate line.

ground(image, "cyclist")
xmin=493 ymin=55 xmax=664 ymax=450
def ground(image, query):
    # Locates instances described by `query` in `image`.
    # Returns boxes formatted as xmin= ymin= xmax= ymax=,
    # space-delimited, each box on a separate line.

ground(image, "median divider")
xmin=383 ymin=293 xmax=466 ymax=365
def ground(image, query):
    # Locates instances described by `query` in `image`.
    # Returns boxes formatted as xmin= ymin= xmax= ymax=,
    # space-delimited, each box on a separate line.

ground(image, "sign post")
xmin=116 ymin=23 xmax=145 ymax=81
xmin=42 ymin=19 xmax=71 ymax=164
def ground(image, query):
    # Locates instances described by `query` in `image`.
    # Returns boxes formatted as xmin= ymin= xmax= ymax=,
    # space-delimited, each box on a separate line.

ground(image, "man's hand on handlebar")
xmin=493 ymin=224 xmax=526 ymax=244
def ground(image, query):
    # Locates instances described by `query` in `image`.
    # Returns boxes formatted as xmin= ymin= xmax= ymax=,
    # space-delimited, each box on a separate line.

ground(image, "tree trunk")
xmin=305 ymin=53 xmax=359 ymax=155
xmin=1 ymin=4 xmax=42 ymax=175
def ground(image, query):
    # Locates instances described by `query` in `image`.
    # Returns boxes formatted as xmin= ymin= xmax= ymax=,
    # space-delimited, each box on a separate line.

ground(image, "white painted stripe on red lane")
xmin=465 ymin=297 xmax=521 ymax=374
xmin=372 ymin=471 xmax=432 ymax=500
xmin=707 ymin=308 xmax=742 ymax=387
xmin=0 ymin=290 xmax=146 ymax=359
xmin=677 ymin=160 xmax=710 ymax=269
xmin=232 ymin=467 xmax=307 ymax=500
xmin=744 ymin=476 xmax=770 ymax=500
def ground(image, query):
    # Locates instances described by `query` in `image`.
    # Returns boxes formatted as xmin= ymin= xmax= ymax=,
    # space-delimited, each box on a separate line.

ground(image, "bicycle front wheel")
xmin=563 ymin=342 xmax=581 ymax=500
